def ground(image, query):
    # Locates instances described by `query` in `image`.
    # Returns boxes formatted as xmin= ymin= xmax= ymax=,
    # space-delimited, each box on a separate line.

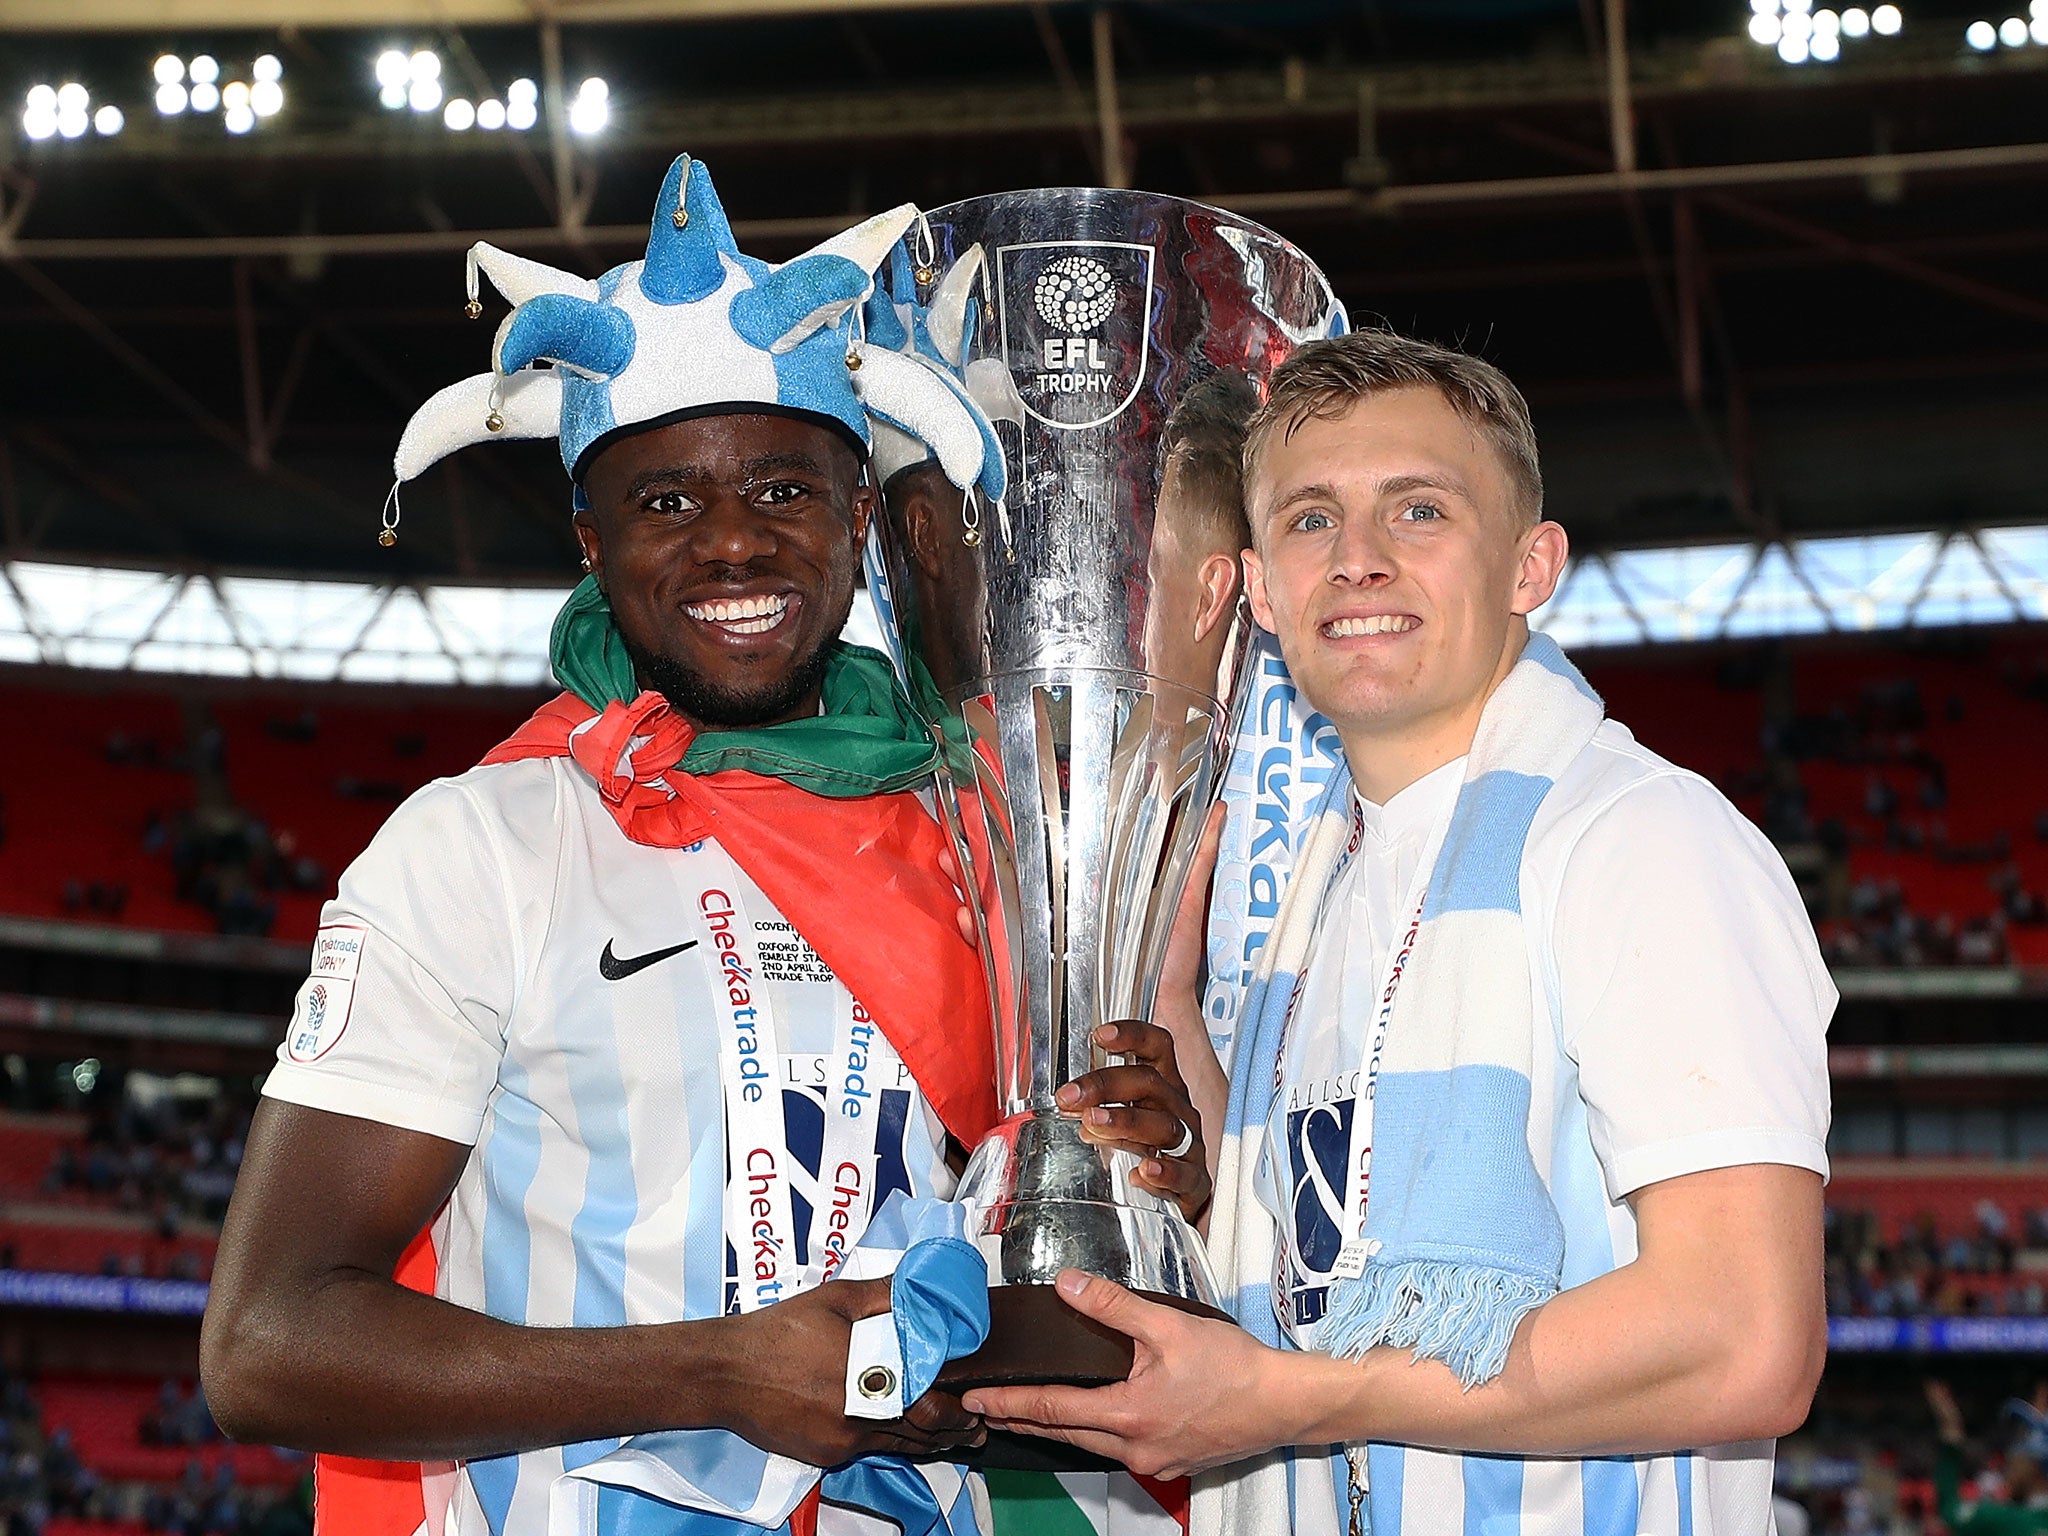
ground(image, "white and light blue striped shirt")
xmin=265 ymin=757 xmax=961 ymax=1536
xmin=1255 ymin=724 xmax=1833 ymax=1536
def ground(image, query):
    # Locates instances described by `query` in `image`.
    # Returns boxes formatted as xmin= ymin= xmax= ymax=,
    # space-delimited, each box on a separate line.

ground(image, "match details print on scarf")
xmin=1203 ymin=629 xmax=1344 ymax=1067
xmin=262 ymin=747 xmax=971 ymax=1536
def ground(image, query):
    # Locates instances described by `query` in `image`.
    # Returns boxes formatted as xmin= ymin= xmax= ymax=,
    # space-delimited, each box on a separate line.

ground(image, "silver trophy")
xmin=864 ymin=189 xmax=1344 ymax=1399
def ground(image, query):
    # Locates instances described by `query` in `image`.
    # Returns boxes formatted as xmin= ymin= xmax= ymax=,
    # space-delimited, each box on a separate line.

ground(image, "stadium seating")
xmin=0 ymin=682 xmax=205 ymax=933
xmin=0 ymin=680 xmax=533 ymax=945
xmin=0 ymin=1110 xmax=85 ymax=1196
xmin=1829 ymin=1159 xmax=2048 ymax=1243
xmin=1585 ymin=631 xmax=2048 ymax=951
xmin=37 ymin=1375 xmax=301 ymax=1487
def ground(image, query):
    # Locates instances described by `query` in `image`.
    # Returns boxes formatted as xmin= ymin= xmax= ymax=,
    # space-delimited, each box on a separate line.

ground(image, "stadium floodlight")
xmin=57 ymin=110 xmax=89 ymax=140
xmin=444 ymin=97 xmax=475 ymax=130
xmin=92 ymin=104 xmax=122 ymax=135
xmin=409 ymin=77 xmax=443 ymax=112
xmin=189 ymin=54 xmax=219 ymax=85
xmin=1779 ymin=31 xmax=1812 ymax=57
xmin=189 ymin=81 xmax=220 ymax=112
xmin=154 ymin=54 xmax=184 ymax=85
xmin=375 ymin=49 xmax=410 ymax=88
xmin=1811 ymin=29 xmax=1842 ymax=55
xmin=1782 ymin=9 xmax=1814 ymax=36
xmin=506 ymin=95 xmax=538 ymax=130
xmin=222 ymin=80 xmax=250 ymax=109
xmin=1872 ymin=2 xmax=1902 ymax=31
xmin=224 ymin=102 xmax=255 ymax=134
xmin=253 ymin=53 xmax=282 ymax=83
xmin=251 ymin=79 xmax=283 ymax=116
xmin=1814 ymin=7 xmax=1841 ymax=32
xmin=2000 ymin=13 xmax=2029 ymax=41
xmin=1966 ymin=17 xmax=1998 ymax=44
xmin=1842 ymin=6 xmax=1871 ymax=34
xmin=155 ymin=81 xmax=188 ymax=114
xmin=410 ymin=50 xmax=441 ymax=82
xmin=379 ymin=81 xmax=407 ymax=110
xmin=22 ymin=87 xmax=57 ymax=141
xmin=476 ymin=97 xmax=506 ymax=129
xmin=2033 ymin=12 xmax=2048 ymax=40
xmin=56 ymin=82 xmax=88 ymax=113
xmin=1750 ymin=0 xmax=1777 ymax=12
xmin=508 ymin=76 xmax=538 ymax=103
xmin=1750 ymin=12 xmax=1783 ymax=42
xmin=569 ymin=76 xmax=608 ymax=134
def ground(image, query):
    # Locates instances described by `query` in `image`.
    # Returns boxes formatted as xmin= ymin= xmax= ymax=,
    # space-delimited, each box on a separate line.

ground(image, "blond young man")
xmin=965 ymin=332 xmax=1835 ymax=1536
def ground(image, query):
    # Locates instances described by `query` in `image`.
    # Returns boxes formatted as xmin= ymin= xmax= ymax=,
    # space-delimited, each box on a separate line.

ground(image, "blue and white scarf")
xmin=1194 ymin=634 xmax=1605 ymax=1536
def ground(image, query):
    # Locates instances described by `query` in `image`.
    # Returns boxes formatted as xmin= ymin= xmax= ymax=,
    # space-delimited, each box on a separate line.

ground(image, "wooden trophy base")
xmin=933 ymin=1283 xmax=1231 ymax=1472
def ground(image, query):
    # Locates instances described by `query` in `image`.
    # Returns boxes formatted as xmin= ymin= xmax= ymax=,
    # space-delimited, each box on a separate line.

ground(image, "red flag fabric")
xmin=482 ymin=688 xmax=997 ymax=1149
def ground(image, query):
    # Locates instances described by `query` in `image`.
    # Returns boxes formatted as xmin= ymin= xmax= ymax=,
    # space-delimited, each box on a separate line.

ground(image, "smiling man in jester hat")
xmin=199 ymin=154 xmax=1213 ymax=1536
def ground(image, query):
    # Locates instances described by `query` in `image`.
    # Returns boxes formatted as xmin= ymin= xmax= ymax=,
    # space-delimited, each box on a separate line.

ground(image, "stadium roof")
xmin=4 ymin=522 xmax=2041 ymax=685
xmin=2 ymin=0 xmax=2045 ymax=585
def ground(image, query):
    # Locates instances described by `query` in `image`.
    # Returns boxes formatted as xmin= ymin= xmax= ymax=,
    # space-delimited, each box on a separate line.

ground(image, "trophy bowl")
xmin=861 ymin=187 xmax=1345 ymax=1462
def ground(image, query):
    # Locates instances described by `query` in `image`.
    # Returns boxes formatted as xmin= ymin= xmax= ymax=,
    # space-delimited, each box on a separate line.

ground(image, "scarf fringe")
xmin=1319 ymin=1257 xmax=1552 ymax=1390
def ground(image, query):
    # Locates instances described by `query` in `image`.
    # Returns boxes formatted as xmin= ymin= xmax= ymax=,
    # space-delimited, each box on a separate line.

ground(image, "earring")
xmin=580 ymin=555 xmax=594 ymax=573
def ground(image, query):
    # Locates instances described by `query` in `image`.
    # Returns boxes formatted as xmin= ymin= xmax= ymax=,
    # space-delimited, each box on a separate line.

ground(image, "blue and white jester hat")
xmin=392 ymin=153 xmax=1006 ymax=512
xmin=857 ymin=242 xmax=1021 ymax=489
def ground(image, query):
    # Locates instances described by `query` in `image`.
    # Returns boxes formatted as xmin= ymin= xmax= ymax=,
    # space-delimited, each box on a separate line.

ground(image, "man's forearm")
xmin=1271 ymin=1168 xmax=1826 ymax=1458
xmin=202 ymin=1272 xmax=742 ymax=1461
xmin=1275 ymin=1249 xmax=1820 ymax=1458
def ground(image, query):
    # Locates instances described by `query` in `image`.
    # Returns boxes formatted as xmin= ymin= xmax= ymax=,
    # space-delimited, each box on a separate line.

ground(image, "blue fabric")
xmin=731 ymin=254 xmax=873 ymax=351
xmin=764 ymin=319 xmax=872 ymax=454
xmin=892 ymin=1236 xmax=991 ymax=1402
xmin=1463 ymin=1456 xmax=1524 ymax=1536
xmin=1356 ymin=1066 xmax=1559 ymax=1281
xmin=498 ymin=293 xmax=636 ymax=377
xmin=559 ymin=374 xmax=620 ymax=478
xmin=1421 ymin=771 xmax=1552 ymax=919
xmin=1580 ymin=1458 xmax=1639 ymax=1536
xmin=641 ymin=156 xmax=737 ymax=305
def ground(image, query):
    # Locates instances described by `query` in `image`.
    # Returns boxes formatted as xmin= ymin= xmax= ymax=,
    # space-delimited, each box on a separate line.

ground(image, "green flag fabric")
xmin=547 ymin=574 xmax=940 ymax=798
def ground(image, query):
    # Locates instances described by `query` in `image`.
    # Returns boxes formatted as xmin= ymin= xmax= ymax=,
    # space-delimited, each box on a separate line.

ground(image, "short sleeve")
xmin=262 ymin=775 xmax=539 ymax=1146
xmin=1552 ymin=771 xmax=1835 ymax=1202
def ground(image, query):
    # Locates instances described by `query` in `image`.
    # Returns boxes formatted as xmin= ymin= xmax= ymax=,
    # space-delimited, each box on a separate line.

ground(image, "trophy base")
xmin=936 ymin=1282 xmax=1232 ymax=1472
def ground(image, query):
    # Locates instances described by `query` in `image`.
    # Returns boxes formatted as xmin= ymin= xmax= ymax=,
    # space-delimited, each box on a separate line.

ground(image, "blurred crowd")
xmin=0 ymin=1363 xmax=308 ymax=1536
xmin=1828 ymin=1203 xmax=2048 ymax=1319
xmin=41 ymin=1087 xmax=252 ymax=1251
xmin=1741 ymin=662 xmax=2048 ymax=971
xmin=1778 ymin=1379 xmax=2048 ymax=1536
xmin=101 ymin=721 xmax=328 ymax=943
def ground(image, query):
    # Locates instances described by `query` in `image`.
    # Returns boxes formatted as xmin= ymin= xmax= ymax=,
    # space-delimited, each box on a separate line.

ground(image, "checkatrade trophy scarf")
xmin=1195 ymin=633 xmax=1605 ymax=1536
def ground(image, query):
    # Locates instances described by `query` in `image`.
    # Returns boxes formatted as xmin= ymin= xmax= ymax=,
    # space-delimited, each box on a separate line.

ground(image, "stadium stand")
xmin=0 ymin=678 xmax=534 ymax=947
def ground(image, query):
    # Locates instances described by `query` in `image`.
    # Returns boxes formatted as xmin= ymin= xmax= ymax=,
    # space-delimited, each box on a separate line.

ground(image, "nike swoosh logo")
xmin=598 ymin=938 xmax=700 ymax=981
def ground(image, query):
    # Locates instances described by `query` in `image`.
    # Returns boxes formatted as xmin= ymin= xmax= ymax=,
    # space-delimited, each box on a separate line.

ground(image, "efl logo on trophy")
xmin=995 ymin=241 xmax=1153 ymax=430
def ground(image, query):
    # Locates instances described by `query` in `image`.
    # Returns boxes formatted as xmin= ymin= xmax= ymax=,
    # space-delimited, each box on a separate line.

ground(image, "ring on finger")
xmin=1163 ymin=1118 xmax=1195 ymax=1159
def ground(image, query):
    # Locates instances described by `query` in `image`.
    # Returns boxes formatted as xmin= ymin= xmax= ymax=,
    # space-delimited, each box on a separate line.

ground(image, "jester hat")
xmin=858 ymin=242 xmax=1022 ymax=488
xmin=393 ymin=153 xmax=1006 ymax=506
